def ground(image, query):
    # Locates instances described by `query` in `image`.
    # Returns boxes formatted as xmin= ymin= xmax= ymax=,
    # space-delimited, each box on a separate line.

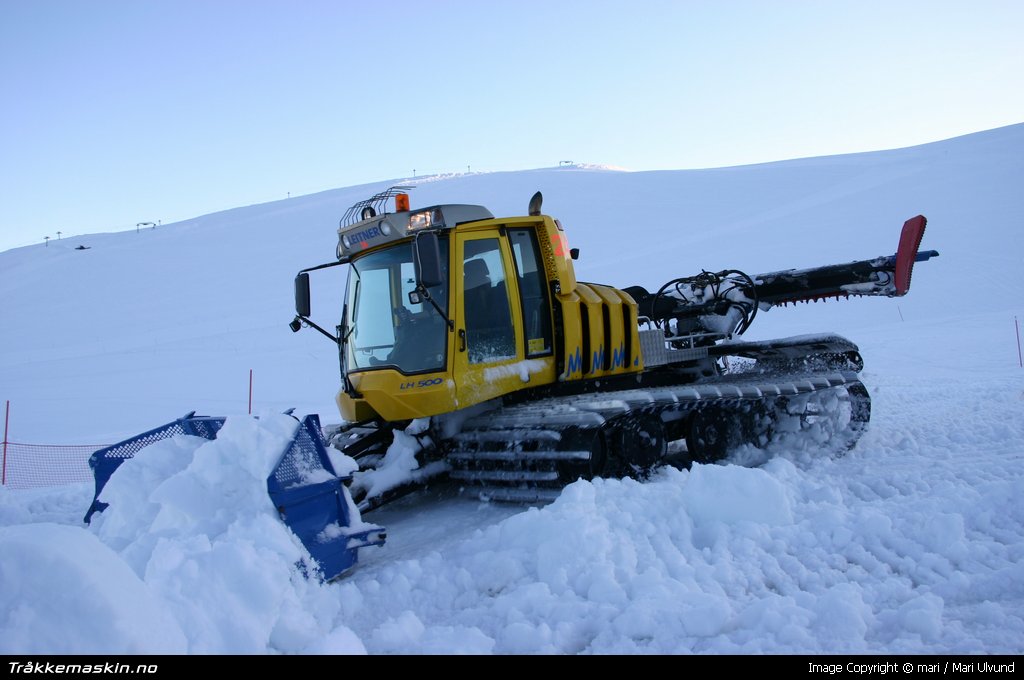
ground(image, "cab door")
xmin=453 ymin=230 xmax=525 ymax=407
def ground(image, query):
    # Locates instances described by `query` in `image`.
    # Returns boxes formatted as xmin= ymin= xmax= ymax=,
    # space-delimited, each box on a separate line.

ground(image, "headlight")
xmin=408 ymin=211 xmax=430 ymax=232
xmin=407 ymin=208 xmax=445 ymax=232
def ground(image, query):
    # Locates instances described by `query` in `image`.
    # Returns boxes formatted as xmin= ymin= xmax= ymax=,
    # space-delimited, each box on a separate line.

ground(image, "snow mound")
xmin=79 ymin=413 xmax=365 ymax=653
xmin=337 ymin=414 xmax=1024 ymax=654
xmin=683 ymin=463 xmax=793 ymax=526
xmin=0 ymin=523 xmax=187 ymax=654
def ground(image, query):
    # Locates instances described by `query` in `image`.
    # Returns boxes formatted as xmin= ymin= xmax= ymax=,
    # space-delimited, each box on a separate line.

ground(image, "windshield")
xmin=343 ymin=239 xmax=450 ymax=375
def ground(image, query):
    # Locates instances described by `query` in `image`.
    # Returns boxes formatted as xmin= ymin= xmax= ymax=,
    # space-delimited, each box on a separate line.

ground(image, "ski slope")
xmin=1 ymin=125 xmax=1023 ymax=654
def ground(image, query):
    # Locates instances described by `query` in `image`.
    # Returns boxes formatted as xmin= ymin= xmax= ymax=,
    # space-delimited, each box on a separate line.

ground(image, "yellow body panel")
xmin=557 ymin=283 xmax=642 ymax=380
xmin=338 ymin=370 xmax=457 ymax=422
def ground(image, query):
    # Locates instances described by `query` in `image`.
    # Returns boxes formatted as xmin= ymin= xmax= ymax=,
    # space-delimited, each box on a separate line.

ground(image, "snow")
xmin=1 ymin=124 xmax=1023 ymax=653
xmin=483 ymin=358 xmax=548 ymax=383
xmin=324 ymin=448 xmax=359 ymax=478
xmin=0 ymin=523 xmax=187 ymax=654
xmin=681 ymin=463 xmax=792 ymax=526
xmin=78 ymin=413 xmax=371 ymax=653
xmin=349 ymin=419 xmax=449 ymax=502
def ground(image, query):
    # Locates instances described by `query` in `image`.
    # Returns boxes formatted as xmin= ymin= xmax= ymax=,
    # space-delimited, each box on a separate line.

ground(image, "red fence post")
xmin=1016 ymin=317 xmax=1022 ymax=369
xmin=3 ymin=400 xmax=9 ymax=486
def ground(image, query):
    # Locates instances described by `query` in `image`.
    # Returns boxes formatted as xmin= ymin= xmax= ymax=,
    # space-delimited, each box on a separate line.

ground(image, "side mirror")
xmin=295 ymin=272 xmax=311 ymax=317
xmin=414 ymin=232 xmax=443 ymax=289
xmin=570 ymin=248 xmax=579 ymax=260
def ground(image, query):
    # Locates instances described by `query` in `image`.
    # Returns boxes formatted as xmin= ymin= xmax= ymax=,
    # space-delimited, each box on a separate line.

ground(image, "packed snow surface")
xmin=1 ymin=125 xmax=1023 ymax=653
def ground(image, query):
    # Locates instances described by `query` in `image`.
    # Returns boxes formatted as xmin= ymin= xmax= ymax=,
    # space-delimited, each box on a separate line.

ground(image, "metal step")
xmin=473 ymin=487 xmax=563 ymax=504
xmin=447 ymin=449 xmax=591 ymax=462
xmin=450 ymin=469 xmax=560 ymax=483
xmin=452 ymin=428 xmax=562 ymax=445
xmin=464 ymin=408 xmax=606 ymax=430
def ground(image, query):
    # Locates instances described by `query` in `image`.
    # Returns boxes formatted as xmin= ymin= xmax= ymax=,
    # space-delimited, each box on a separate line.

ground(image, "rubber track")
xmin=446 ymin=370 xmax=868 ymax=501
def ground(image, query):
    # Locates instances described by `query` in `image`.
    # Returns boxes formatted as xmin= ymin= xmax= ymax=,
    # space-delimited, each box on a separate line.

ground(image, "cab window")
xmin=462 ymin=238 xmax=515 ymax=364
xmin=509 ymin=229 xmax=553 ymax=356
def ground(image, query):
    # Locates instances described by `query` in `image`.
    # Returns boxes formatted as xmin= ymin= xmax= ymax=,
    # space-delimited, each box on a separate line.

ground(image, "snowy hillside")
xmin=1 ymin=125 xmax=1023 ymax=654
xmin=1 ymin=125 xmax=1021 ymax=442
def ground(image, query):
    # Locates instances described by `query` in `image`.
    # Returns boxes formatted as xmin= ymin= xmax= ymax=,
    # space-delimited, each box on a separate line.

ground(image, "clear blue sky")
xmin=1 ymin=0 xmax=1021 ymax=251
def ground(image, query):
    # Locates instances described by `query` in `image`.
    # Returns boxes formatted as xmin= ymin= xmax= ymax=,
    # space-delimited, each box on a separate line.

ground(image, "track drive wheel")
xmin=687 ymin=406 xmax=737 ymax=464
xmin=615 ymin=414 xmax=668 ymax=477
xmin=686 ymin=402 xmax=768 ymax=464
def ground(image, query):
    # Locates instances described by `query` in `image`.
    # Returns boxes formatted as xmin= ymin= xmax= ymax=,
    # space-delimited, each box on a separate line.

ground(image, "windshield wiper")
xmin=414 ymin=284 xmax=454 ymax=331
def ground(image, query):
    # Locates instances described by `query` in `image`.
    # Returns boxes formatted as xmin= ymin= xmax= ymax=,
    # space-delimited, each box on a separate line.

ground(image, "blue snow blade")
xmin=84 ymin=412 xmax=384 ymax=581
xmin=266 ymin=414 xmax=385 ymax=581
xmin=84 ymin=411 xmax=225 ymax=524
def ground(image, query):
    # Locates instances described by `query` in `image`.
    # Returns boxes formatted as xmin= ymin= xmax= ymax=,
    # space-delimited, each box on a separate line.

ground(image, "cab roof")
xmin=336 ymin=203 xmax=494 ymax=260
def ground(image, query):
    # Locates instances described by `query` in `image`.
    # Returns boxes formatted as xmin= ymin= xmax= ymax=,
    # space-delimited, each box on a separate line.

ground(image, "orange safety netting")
xmin=2 ymin=441 xmax=106 ymax=489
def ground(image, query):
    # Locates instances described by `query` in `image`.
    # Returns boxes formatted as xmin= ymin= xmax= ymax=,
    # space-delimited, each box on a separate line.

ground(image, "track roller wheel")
xmin=558 ymin=429 xmax=610 ymax=482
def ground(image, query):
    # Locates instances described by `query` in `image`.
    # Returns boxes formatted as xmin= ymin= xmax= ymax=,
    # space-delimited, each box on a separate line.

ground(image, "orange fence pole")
xmin=1016 ymin=317 xmax=1022 ymax=368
